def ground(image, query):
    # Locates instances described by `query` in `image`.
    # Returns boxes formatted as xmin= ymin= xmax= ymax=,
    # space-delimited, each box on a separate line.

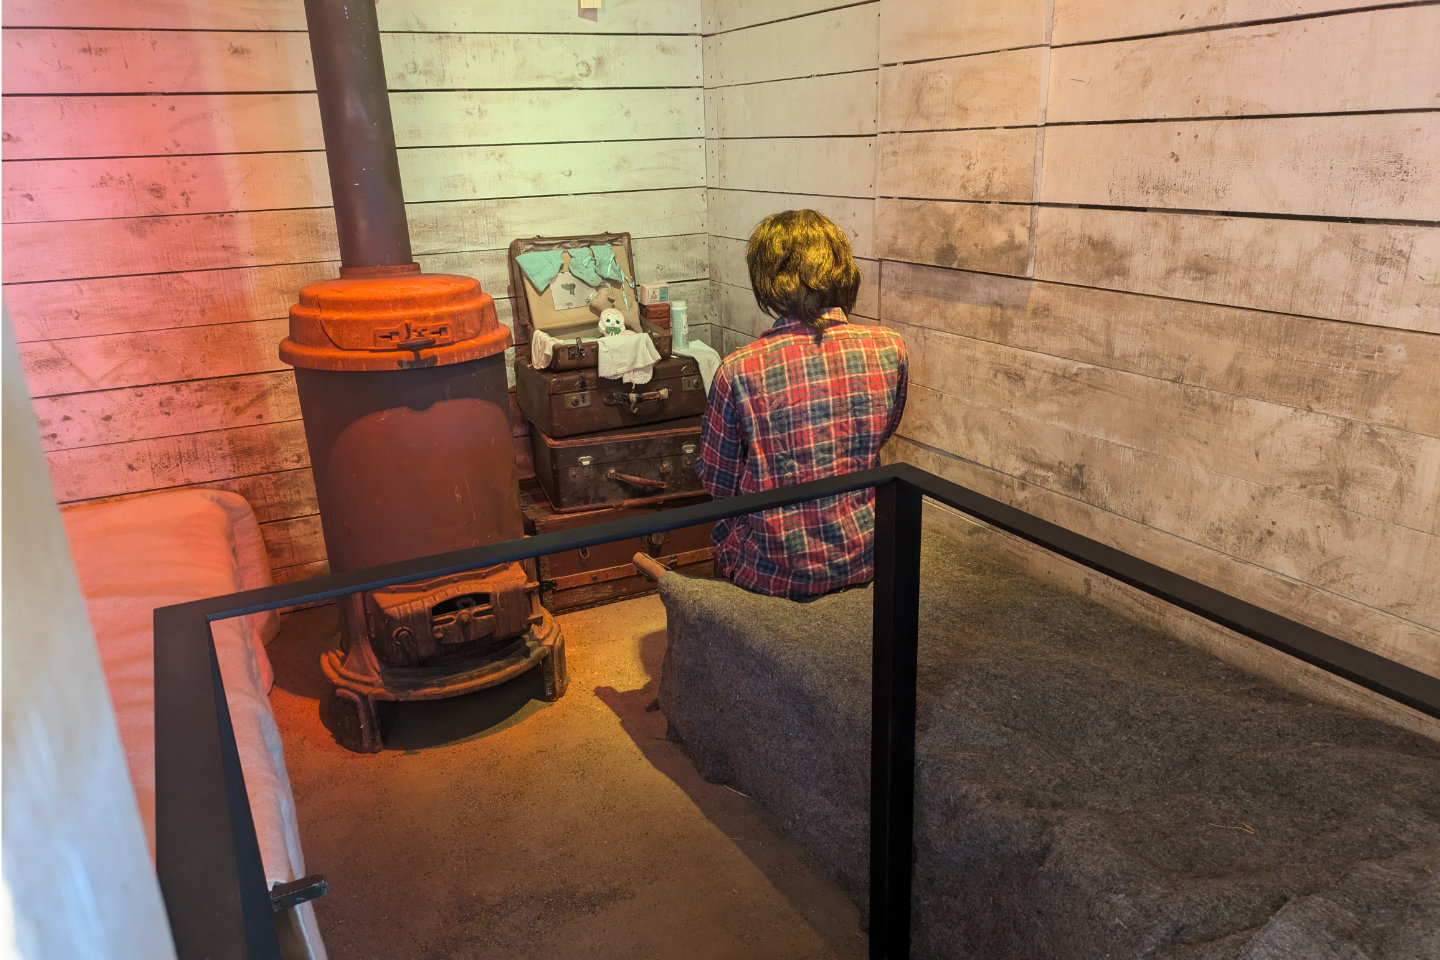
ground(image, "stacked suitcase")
xmin=508 ymin=232 xmax=716 ymax=613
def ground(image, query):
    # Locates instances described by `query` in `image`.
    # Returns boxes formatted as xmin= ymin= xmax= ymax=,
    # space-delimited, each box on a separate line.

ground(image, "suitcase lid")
xmin=508 ymin=233 xmax=646 ymax=342
xmin=534 ymin=417 xmax=703 ymax=463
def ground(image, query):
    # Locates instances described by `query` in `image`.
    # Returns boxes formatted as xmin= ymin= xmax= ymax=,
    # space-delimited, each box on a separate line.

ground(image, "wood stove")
xmin=280 ymin=0 xmax=566 ymax=752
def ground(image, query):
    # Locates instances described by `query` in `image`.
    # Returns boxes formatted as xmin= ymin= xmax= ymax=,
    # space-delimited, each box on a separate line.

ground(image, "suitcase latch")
xmin=566 ymin=392 xmax=592 ymax=409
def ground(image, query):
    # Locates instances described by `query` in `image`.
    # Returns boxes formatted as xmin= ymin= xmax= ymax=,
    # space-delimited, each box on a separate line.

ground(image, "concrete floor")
xmin=268 ymin=594 xmax=866 ymax=960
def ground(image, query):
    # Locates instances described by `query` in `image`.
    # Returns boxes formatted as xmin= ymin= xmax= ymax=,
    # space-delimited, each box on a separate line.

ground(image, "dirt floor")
xmin=268 ymin=594 xmax=866 ymax=960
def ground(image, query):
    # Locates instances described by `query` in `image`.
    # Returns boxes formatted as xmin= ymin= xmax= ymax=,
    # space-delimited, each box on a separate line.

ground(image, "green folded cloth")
xmin=516 ymin=249 xmax=564 ymax=294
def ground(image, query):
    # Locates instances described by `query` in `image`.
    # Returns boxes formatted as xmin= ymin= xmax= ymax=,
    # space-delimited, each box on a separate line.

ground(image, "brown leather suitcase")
xmin=514 ymin=353 xmax=706 ymax=438
xmin=530 ymin=418 xmax=705 ymax=512
xmin=519 ymin=480 xmax=715 ymax=614
xmin=508 ymin=232 xmax=673 ymax=369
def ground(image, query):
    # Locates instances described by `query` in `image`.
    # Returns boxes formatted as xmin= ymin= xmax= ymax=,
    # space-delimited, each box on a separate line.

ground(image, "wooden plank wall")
xmin=3 ymin=0 xmax=709 ymax=583
xmin=876 ymin=0 xmax=1440 ymax=718
xmin=701 ymin=0 xmax=881 ymax=353
xmin=701 ymin=0 xmax=1440 ymax=722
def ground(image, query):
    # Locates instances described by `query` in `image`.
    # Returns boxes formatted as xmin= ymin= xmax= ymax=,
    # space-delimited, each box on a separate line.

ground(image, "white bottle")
xmin=670 ymin=299 xmax=689 ymax=350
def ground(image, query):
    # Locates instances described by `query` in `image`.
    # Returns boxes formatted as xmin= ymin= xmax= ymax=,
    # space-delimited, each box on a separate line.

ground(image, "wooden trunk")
xmin=529 ymin=417 xmax=705 ymax=512
xmin=520 ymin=481 xmax=715 ymax=614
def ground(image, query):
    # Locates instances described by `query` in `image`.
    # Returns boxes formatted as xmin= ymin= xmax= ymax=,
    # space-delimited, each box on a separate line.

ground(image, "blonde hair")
xmin=746 ymin=209 xmax=860 ymax=338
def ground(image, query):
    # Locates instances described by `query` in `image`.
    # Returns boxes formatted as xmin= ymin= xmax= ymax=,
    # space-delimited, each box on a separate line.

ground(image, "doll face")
xmin=599 ymin=309 xmax=627 ymax=336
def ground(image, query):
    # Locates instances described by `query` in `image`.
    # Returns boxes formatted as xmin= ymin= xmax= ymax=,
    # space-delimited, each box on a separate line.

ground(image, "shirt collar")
xmin=762 ymin=308 xmax=848 ymax=338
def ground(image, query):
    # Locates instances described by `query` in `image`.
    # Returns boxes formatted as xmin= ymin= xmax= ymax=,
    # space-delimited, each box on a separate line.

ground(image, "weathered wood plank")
xmin=880 ymin=46 xmax=1045 ymax=131
xmin=1 ymin=0 xmax=701 ymax=33
xmin=702 ymin=4 xmax=877 ymax=87
xmin=1 ymin=30 xmax=316 ymax=94
xmin=882 ymin=260 xmax=1440 ymax=438
xmin=890 ymin=318 xmax=1440 ymax=533
xmin=1048 ymin=6 xmax=1440 ymax=122
xmin=1051 ymin=0 xmax=1391 ymax=45
xmin=707 ymin=72 xmax=878 ymax=138
xmin=32 ymin=371 xmax=301 ymax=452
xmin=45 ymin=419 xmax=310 ymax=502
xmin=4 ymin=139 xmax=707 ymax=222
xmin=896 ymin=382 xmax=1440 ymax=630
xmin=702 ymin=0 xmax=863 ymax=34
xmin=879 ymin=0 xmax=1049 ymax=63
xmin=19 ymin=318 xmax=293 ymax=397
xmin=68 ymin=468 xmax=320 ymax=525
xmin=273 ymin=560 xmax=330 ymax=586
xmin=708 ymin=235 xmax=880 ymax=317
xmin=1 ymin=89 xmax=705 ymax=160
xmin=1040 ymin=113 xmax=1440 ymax=220
xmin=878 ymin=129 xmax=1037 ymax=202
xmin=707 ymin=188 xmax=875 ymax=257
xmin=902 ymin=453 xmax=1440 ymax=736
xmin=383 ymin=33 xmax=702 ymax=91
xmin=875 ymin=198 xmax=1031 ymax=275
xmin=2 ymin=188 xmax=706 ymax=284
xmin=259 ymin=514 xmax=326 ymax=568
xmin=1 ymin=30 xmax=699 ymax=95
xmin=1032 ymin=207 xmax=1440 ymax=334
xmin=705 ymin=137 xmax=874 ymax=198
xmin=4 ymin=234 xmax=707 ymax=342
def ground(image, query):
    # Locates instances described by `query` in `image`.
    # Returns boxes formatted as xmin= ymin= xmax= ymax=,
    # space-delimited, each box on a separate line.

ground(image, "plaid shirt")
xmin=697 ymin=312 xmax=908 ymax=597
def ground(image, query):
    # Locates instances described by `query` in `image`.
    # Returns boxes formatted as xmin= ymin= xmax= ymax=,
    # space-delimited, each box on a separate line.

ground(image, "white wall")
xmin=2 ymin=317 xmax=177 ymax=960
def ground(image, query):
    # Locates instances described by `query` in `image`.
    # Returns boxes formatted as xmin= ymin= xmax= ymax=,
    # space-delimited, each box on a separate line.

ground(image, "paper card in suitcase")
xmin=508 ymin=233 xmax=673 ymax=371
xmin=530 ymin=418 xmax=705 ymax=512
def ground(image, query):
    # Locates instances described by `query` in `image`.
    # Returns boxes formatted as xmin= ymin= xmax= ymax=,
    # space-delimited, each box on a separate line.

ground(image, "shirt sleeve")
xmin=880 ymin=335 xmax=909 ymax=443
xmin=697 ymin=364 xmax=746 ymax=500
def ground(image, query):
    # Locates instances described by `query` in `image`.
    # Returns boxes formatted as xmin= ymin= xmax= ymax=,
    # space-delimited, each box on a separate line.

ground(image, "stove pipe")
xmin=303 ymin=0 xmax=412 ymax=268
xmin=281 ymin=1 xmax=567 ymax=753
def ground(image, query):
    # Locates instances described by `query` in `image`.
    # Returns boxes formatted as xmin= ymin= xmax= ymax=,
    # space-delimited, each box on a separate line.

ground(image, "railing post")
xmin=870 ymin=477 xmax=924 ymax=959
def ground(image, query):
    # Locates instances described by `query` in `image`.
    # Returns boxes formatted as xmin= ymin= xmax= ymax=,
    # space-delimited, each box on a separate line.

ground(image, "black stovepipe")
xmin=302 ymin=0 xmax=413 ymax=268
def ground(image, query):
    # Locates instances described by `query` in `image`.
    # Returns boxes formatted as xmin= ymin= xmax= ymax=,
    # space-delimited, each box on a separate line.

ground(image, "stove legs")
xmin=321 ymin=609 xmax=568 ymax=753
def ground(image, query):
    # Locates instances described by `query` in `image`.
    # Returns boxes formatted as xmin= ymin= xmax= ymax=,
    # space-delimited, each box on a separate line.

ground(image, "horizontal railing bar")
xmin=176 ymin=465 xmax=900 ymax=624
xmin=155 ymin=461 xmax=1440 ymax=959
xmin=890 ymin=462 xmax=1440 ymax=719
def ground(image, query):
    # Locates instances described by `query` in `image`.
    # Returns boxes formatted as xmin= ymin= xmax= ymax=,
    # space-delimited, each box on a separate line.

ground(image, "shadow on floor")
xmin=594 ymin=627 xmax=866 ymax=960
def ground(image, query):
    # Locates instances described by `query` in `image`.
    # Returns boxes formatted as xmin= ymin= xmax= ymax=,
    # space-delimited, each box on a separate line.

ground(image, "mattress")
xmin=62 ymin=489 xmax=326 ymax=960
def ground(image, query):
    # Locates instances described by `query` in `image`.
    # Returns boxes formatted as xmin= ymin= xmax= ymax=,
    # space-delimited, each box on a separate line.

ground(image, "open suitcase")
xmin=508 ymin=232 xmax=707 ymax=433
xmin=530 ymin=418 xmax=705 ymax=512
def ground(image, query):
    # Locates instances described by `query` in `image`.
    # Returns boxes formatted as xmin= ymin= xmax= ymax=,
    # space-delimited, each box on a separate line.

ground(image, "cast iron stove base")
xmin=321 ymin=609 xmax=568 ymax=752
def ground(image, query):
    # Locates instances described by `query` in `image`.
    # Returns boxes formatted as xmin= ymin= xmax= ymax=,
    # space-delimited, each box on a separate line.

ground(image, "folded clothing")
xmin=515 ymin=249 xmax=565 ymax=294
xmin=675 ymin=339 xmax=722 ymax=394
xmin=596 ymin=330 xmax=661 ymax=385
xmin=531 ymin=329 xmax=559 ymax=369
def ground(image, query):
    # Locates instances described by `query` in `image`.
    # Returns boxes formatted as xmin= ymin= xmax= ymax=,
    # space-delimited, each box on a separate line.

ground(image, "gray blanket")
xmin=658 ymin=533 xmax=1440 ymax=959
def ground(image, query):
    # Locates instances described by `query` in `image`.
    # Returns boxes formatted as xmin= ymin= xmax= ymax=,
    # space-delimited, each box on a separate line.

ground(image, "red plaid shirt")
xmin=697 ymin=312 xmax=908 ymax=597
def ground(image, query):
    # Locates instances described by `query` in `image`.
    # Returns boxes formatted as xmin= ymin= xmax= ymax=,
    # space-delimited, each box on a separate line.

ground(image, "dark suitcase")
xmin=514 ymin=353 xmax=706 ymax=438
xmin=520 ymin=480 xmax=715 ymax=614
xmin=531 ymin=418 xmax=705 ymax=512
xmin=508 ymin=232 xmax=673 ymax=369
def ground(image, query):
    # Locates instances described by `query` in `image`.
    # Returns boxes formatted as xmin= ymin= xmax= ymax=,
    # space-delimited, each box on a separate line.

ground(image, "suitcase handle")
xmin=606 ymin=469 xmax=668 ymax=491
xmin=605 ymin=386 xmax=671 ymax=413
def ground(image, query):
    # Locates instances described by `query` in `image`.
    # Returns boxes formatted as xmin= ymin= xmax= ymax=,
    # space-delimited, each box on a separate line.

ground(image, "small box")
xmin=637 ymin=282 xmax=670 ymax=305
xmin=640 ymin=301 xmax=671 ymax=322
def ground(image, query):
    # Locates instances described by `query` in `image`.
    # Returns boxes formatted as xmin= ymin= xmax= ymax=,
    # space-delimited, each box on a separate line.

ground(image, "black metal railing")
xmin=153 ymin=463 xmax=1440 ymax=959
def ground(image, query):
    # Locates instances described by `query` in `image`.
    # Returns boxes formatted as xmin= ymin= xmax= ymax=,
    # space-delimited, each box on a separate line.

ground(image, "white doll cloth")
xmin=596 ymin=330 xmax=661 ymax=385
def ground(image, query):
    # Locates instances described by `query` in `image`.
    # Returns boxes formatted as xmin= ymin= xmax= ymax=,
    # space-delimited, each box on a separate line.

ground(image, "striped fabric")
xmin=698 ymin=312 xmax=908 ymax=597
